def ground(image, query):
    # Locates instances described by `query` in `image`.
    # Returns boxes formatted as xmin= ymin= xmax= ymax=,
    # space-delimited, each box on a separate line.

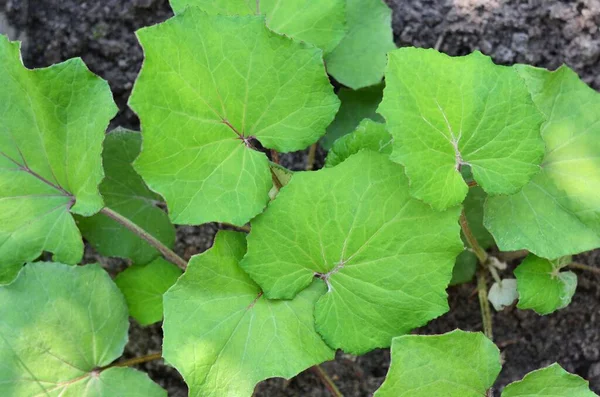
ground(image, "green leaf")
xmin=463 ymin=186 xmax=495 ymax=249
xmin=374 ymin=330 xmax=501 ymax=397
xmin=130 ymin=10 xmax=339 ymax=226
xmin=77 ymin=130 xmax=176 ymax=264
xmin=502 ymin=363 xmax=597 ymax=397
xmin=115 ymin=258 xmax=182 ymax=326
xmin=0 ymin=35 xmax=118 ymax=283
xmin=514 ymin=254 xmax=577 ymax=315
xmin=163 ymin=231 xmax=334 ymax=397
xmin=325 ymin=119 xmax=391 ymax=167
xmin=325 ymin=0 xmax=396 ymax=89
xmin=485 ymin=65 xmax=600 ymax=258
xmin=169 ymin=0 xmax=347 ymax=54
xmin=379 ymin=48 xmax=545 ymax=210
xmin=321 ymin=84 xmax=385 ymax=150
xmin=0 ymin=262 xmax=165 ymax=396
xmin=241 ymin=151 xmax=463 ymax=354
xmin=450 ymin=250 xmax=477 ymax=286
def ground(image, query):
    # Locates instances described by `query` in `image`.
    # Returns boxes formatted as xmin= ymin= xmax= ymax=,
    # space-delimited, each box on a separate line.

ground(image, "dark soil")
xmin=2 ymin=0 xmax=600 ymax=395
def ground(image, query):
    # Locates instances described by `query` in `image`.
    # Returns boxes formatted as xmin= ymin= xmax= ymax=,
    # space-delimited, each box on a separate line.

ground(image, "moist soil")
xmin=2 ymin=0 xmax=600 ymax=395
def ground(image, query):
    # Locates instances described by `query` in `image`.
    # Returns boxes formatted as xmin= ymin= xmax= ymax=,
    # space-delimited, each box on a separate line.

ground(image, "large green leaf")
xmin=169 ymin=0 xmax=347 ymax=54
xmin=374 ymin=330 xmax=501 ymax=397
xmin=502 ymin=363 xmax=596 ymax=397
xmin=321 ymin=84 xmax=385 ymax=150
xmin=514 ymin=254 xmax=577 ymax=315
xmin=163 ymin=231 xmax=334 ymax=397
xmin=0 ymin=262 xmax=165 ymax=396
xmin=325 ymin=119 xmax=391 ymax=167
xmin=115 ymin=258 xmax=182 ymax=326
xmin=77 ymin=130 xmax=175 ymax=264
xmin=485 ymin=65 xmax=600 ymax=258
xmin=379 ymin=48 xmax=545 ymax=210
xmin=0 ymin=35 xmax=117 ymax=283
xmin=130 ymin=10 xmax=339 ymax=226
xmin=325 ymin=0 xmax=396 ymax=89
xmin=241 ymin=151 xmax=463 ymax=354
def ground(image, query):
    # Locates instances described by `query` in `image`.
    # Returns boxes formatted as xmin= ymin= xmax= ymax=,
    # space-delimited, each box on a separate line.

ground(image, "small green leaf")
xmin=485 ymin=65 xmax=600 ymax=259
xmin=374 ymin=330 xmax=501 ymax=397
xmin=325 ymin=0 xmax=396 ymax=89
xmin=514 ymin=254 xmax=577 ymax=315
xmin=241 ymin=151 xmax=463 ymax=354
xmin=169 ymin=0 xmax=347 ymax=54
xmin=488 ymin=279 xmax=518 ymax=311
xmin=450 ymin=250 xmax=477 ymax=286
xmin=502 ymin=363 xmax=596 ymax=397
xmin=77 ymin=130 xmax=176 ymax=264
xmin=0 ymin=262 xmax=165 ymax=396
xmin=321 ymin=84 xmax=385 ymax=150
xmin=130 ymin=10 xmax=339 ymax=226
xmin=379 ymin=48 xmax=545 ymax=210
xmin=115 ymin=258 xmax=182 ymax=326
xmin=163 ymin=231 xmax=334 ymax=397
xmin=0 ymin=35 xmax=118 ymax=283
xmin=325 ymin=119 xmax=391 ymax=167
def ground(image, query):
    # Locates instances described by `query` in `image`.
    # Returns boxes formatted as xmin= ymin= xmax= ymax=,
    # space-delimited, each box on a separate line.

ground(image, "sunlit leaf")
xmin=502 ymin=363 xmax=596 ymax=397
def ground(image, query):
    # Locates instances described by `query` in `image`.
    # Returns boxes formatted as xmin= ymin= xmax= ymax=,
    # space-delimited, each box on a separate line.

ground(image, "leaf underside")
xmin=379 ymin=48 xmax=545 ymax=210
xmin=501 ymin=363 xmax=597 ymax=397
xmin=485 ymin=65 xmax=600 ymax=259
xmin=130 ymin=10 xmax=339 ymax=226
xmin=325 ymin=119 xmax=391 ymax=167
xmin=0 ymin=262 xmax=165 ymax=396
xmin=162 ymin=231 xmax=334 ymax=397
xmin=242 ymin=151 xmax=463 ymax=354
xmin=374 ymin=330 xmax=501 ymax=397
xmin=0 ymin=35 xmax=117 ymax=283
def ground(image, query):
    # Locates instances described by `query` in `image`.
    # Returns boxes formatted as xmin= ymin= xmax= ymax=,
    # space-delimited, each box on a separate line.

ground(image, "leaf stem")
xmin=310 ymin=365 xmax=343 ymax=397
xmin=306 ymin=143 xmax=318 ymax=171
xmin=477 ymin=268 xmax=494 ymax=340
xmin=103 ymin=352 xmax=162 ymax=369
xmin=99 ymin=207 xmax=187 ymax=270
xmin=569 ymin=262 xmax=600 ymax=275
xmin=459 ymin=210 xmax=488 ymax=264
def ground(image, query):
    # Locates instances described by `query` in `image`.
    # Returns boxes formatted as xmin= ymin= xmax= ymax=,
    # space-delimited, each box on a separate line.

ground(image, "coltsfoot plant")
xmin=1 ymin=1 xmax=599 ymax=396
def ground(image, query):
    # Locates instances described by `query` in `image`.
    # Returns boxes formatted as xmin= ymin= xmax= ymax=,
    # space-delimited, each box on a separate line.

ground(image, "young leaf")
xmin=0 ymin=262 xmax=165 ymax=396
xmin=115 ymin=258 xmax=182 ymax=326
xmin=514 ymin=254 xmax=577 ymax=315
xmin=168 ymin=0 xmax=347 ymax=54
xmin=130 ymin=10 xmax=339 ymax=226
xmin=379 ymin=48 xmax=545 ymax=210
xmin=162 ymin=231 xmax=334 ymax=397
xmin=241 ymin=151 xmax=463 ymax=354
xmin=488 ymin=279 xmax=518 ymax=311
xmin=374 ymin=330 xmax=501 ymax=396
xmin=450 ymin=250 xmax=477 ymax=286
xmin=77 ymin=129 xmax=176 ymax=264
xmin=325 ymin=119 xmax=392 ymax=167
xmin=502 ymin=363 xmax=596 ymax=397
xmin=0 ymin=35 xmax=117 ymax=283
xmin=321 ymin=84 xmax=385 ymax=150
xmin=325 ymin=0 xmax=396 ymax=89
xmin=485 ymin=65 xmax=600 ymax=259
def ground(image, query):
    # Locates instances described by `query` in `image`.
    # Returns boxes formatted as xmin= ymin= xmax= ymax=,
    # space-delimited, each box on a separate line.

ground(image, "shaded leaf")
xmin=0 ymin=262 xmax=165 ymax=396
xmin=241 ymin=151 xmax=463 ymax=354
xmin=502 ymin=363 xmax=596 ymax=397
xmin=130 ymin=10 xmax=339 ymax=226
xmin=464 ymin=186 xmax=495 ymax=249
xmin=325 ymin=119 xmax=391 ymax=167
xmin=450 ymin=250 xmax=477 ymax=286
xmin=163 ymin=231 xmax=334 ymax=397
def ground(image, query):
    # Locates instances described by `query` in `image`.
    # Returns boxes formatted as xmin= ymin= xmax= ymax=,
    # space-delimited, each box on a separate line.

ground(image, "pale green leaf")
xmin=325 ymin=119 xmax=391 ymax=167
xmin=115 ymin=258 xmax=182 ymax=326
xmin=0 ymin=35 xmax=118 ymax=283
xmin=321 ymin=84 xmax=385 ymax=150
xmin=77 ymin=130 xmax=175 ymax=264
xmin=514 ymin=254 xmax=577 ymax=315
xmin=374 ymin=330 xmax=501 ymax=397
xmin=485 ymin=65 xmax=600 ymax=258
xmin=163 ymin=231 xmax=334 ymax=397
xmin=130 ymin=10 xmax=339 ymax=226
xmin=502 ymin=363 xmax=597 ymax=397
xmin=488 ymin=279 xmax=518 ymax=311
xmin=0 ymin=262 xmax=165 ymax=396
xmin=169 ymin=0 xmax=347 ymax=54
xmin=450 ymin=250 xmax=477 ymax=286
xmin=379 ymin=48 xmax=545 ymax=210
xmin=326 ymin=0 xmax=396 ymax=89
xmin=241 ymin=151 xmax=463 ymax=354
